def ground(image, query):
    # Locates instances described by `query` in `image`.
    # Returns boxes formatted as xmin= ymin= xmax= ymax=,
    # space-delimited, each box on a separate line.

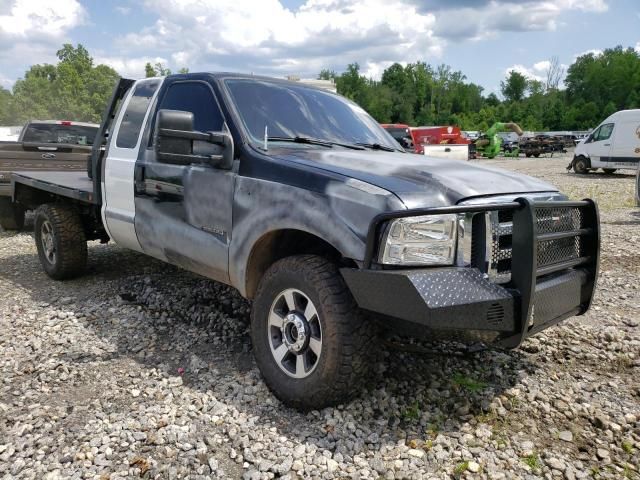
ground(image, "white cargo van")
xmin=572 ymin=109 xmax=640 ymax=174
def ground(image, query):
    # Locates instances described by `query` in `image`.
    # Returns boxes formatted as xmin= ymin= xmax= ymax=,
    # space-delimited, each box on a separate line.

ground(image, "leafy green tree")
xmin=8 ymin=43 xmax=119 ymax=124
xmin=144 ymin=62 xmax=156 ymax=78
xmin=485 ymin=93 xmax=500 ymax=107
xmin=501 ymin=70 xmax=527 ymax=103
xmin=318 ymin=69 xmax=336 ymax=81
xmin=0 ymin=87 xmax=15 ymax=124
xmin=335 ymin=63 xmax=370 ymax=108
xmin=145 ymin=62 xmax=173 ymax=77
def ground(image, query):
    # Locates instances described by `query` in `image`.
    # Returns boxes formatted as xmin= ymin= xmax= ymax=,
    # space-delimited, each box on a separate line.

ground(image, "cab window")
xmin=155 ymin=81 xmax=224 ymax=135
xmin=593 ymin=123 xmax=614 ymax=142
xmin=116 ymin=82 xmax=159 ymax=149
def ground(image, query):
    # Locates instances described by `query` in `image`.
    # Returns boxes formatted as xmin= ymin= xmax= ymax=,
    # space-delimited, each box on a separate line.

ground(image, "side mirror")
xmin=154 ymin=109 xmax=234 ymax=169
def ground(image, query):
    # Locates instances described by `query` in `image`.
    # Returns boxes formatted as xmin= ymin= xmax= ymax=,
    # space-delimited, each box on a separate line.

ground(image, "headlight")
xmin=379 ymin=214 xmax=458 ymax=265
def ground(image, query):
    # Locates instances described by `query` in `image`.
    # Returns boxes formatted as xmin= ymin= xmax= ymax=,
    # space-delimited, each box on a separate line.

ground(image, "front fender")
xmin=229 ymin=176 xmax=404 ymax=296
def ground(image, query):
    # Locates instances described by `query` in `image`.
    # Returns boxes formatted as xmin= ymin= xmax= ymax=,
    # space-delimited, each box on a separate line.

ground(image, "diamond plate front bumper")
xmin=342 ymin=197 xmax=600 ymax=349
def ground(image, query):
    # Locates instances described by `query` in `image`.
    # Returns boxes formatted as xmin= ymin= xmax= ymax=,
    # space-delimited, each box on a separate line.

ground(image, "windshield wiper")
xmin=266 ymin=136 xmax=365 ymax=150
xmin=354 ymin=142 xmax=397 ymax=152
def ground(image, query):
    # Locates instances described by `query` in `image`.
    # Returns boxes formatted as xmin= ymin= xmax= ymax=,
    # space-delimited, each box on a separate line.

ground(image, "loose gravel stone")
xmin=0 ymin=154 xmax=638 ymax=479
xmin=559 ymin=431 xmax=573 ymax=442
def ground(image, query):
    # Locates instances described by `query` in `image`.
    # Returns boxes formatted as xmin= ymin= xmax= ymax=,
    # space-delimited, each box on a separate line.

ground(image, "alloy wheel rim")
xmin=268 ymin=288 xmax=322 ymax=379
xmin=40 ymin=220 xmax=56 ymax=264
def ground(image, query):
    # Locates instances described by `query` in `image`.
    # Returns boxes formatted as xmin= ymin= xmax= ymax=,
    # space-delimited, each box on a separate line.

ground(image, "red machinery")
xmin=381 ymin=124 xmax=474 ymax=158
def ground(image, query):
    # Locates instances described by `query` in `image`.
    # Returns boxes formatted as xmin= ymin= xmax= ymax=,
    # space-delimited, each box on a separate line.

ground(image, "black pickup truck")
xmin=9 ymin=74 xmax=600 ymax=409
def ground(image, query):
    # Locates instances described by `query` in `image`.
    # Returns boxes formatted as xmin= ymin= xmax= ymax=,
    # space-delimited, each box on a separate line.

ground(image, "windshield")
xmin=224 ymin=79 xmax=399 ymax=150
xmin=22 ymin=123 xmax=98 ymax=146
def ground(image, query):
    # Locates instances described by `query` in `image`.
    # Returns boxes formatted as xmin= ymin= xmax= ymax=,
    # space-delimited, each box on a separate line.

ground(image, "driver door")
xmin=134 ymin=79 xmax=235 ymax=283
xmin=587 ymin=123 xmax=614 ymax=165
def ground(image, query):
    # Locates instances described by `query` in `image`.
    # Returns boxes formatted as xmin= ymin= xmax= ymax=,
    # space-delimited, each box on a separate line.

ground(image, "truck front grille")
xmin=484 ymin=206 xmax=584 ymax=283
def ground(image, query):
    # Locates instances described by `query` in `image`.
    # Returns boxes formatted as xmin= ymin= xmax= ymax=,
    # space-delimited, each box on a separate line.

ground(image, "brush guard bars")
xmin=341 ymin=197 xmax=599 ymax=349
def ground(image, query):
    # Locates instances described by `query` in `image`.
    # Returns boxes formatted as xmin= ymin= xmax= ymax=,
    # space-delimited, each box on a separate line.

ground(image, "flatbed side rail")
xmin=11 ymin=172 xmax=95 ymax=204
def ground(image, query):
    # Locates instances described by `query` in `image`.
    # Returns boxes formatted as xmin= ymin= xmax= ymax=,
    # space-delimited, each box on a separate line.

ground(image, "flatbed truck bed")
xmin=12 ymin=171 xmax=97 ymax=204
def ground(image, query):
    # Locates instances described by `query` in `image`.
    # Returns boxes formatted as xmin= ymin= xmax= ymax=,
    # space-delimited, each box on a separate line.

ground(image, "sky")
xmin=0 ymin=0 xmax=639 ymax=96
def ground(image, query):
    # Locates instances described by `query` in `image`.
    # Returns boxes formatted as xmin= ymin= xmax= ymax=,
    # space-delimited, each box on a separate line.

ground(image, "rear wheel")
xmin=602 ymin=168 xmax=616 ymax=174
xmin=573 ymin=156 xmax=589 ymax=174
xmin=251 ymin=255 xmax=376 ymax=410
xmin=0 ymin=198 xmax=25 ymax=231
xmin=34 ymin=204 xmax=87 ymax=279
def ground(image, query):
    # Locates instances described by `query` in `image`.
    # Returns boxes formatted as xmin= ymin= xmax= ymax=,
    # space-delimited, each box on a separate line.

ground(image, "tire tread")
xmin=35 ymin=204 xmax=87 ymax=279
xmin=252 ymin=254 xmax=376 ymax=410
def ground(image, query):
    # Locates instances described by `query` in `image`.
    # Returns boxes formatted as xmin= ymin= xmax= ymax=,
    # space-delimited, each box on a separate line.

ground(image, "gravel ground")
xmin=1 ymin=153 xmax=638 ymax=480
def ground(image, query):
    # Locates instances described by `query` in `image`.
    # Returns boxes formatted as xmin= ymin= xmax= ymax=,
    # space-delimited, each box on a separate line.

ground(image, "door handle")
xmin=604 ymin=143 xmax=610 ymax=146
xmin=37 ymin=146 xmax=58 ymax=151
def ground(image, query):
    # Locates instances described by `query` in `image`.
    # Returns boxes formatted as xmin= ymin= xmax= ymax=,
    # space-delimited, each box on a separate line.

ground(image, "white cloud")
xmin=0 ymin=0 xmax=85 ymax=37
xmin=101 ymin=0 xmax=611 ymax=81
xmin=94 ymin=55 xmax=169 ymax=78
xmin=0 ymin=73 xmax=14 ymax=89
xmin=506 ymin=58 xmax=571 ymax=88
xmin=574 ymin=49 xmax=603 ymax=58
xmin=505 ymin=64 xmax=544 ymax=83
xmin=0 ymin=0 xmax=85 ymax=88
xmin=635 ymin=42 xmax=640 ymax=54
xmin=113 ymin=0 xmax=441 ymax=79
xmin=0 ymin=0 xmax=613 ymax=87
xmin=431 ymin=0 xmax=608 ymax=41
xmin=533 ymin=60 xmax=551 ymax=72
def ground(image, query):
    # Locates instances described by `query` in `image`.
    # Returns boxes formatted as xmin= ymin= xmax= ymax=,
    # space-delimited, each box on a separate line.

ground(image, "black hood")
xmin=273 ymin=149 xmax=558 ymax=208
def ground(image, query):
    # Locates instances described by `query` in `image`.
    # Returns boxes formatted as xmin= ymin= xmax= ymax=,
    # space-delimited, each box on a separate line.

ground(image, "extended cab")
xmin=0 ymin=120 xmax=98 ymax=229
xmin=10 ymin=74 xmax=600 ymax=409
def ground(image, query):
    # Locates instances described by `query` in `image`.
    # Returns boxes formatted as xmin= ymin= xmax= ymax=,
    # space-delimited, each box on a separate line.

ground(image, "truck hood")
xmin=273 ymin=149 xmax=558 ymax=208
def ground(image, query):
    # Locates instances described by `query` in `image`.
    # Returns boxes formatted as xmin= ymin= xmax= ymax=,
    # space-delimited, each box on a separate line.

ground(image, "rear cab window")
xmin=116 ymin=81 xmax=160 ymax=149
xmin=22 ymin=123 xmax=98 ymax=146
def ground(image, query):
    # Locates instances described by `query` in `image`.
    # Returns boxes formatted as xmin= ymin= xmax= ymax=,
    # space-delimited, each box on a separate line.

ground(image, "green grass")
xmin=402 ymin=401 xmax=420 ymax=421
xmin=523 ymin=453 xmax=541 ymax=472
xmin=452 ymin=373 xmax=487 ymax=393
xmin=623 ymin=464 xmax=636 ymax=479
xmin=621 ymin=441 xmax=634 ymax=454
xmin=454 ymin=461 xmax=469 ymax=475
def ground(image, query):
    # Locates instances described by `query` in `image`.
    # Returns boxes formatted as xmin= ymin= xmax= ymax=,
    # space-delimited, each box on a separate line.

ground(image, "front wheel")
xmin=34 ymin=204 xmax=87 ymax=280
xmin=573 ymin=156 xmax=589 ymax=174
xmin=251 ymin=255 xmax=376 ymax=410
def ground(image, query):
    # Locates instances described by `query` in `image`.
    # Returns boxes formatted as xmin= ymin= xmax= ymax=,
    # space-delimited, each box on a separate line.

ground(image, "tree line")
xmin=1 ymin=43 xmax=639 ymax=133
xmin=323 ymin=45 xmax=640 ymax=131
